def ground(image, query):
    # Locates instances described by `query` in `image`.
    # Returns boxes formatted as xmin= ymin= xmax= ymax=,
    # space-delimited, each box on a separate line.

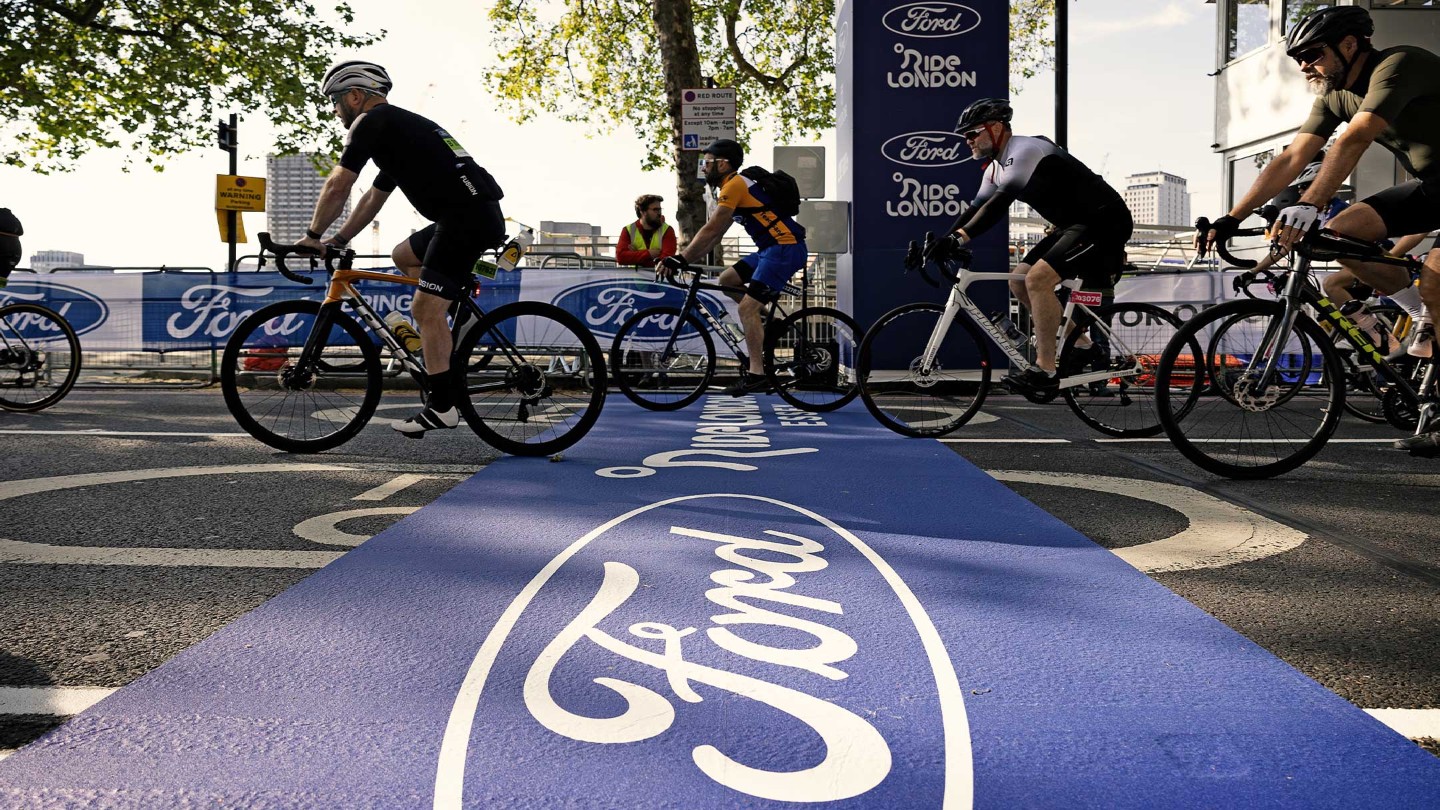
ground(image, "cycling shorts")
xmin=409 ymin=202 xmax=506 ymax=300
xmin=1362 ymin=179 xmax=1440 ymax=238
xmin=0 ymin=235 xmax=19 ymax=276
xmin=733 ymin=242 xmax=808 ymax=303
xmin=1021 ymin=211 xmax=1133 ymax=289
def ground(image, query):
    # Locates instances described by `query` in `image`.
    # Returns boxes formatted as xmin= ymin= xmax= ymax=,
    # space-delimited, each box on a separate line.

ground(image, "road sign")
xmin=681 ymin=87 xmax=736 ymax=151
xmin=215 ymin=175 xmax=266 ymax=212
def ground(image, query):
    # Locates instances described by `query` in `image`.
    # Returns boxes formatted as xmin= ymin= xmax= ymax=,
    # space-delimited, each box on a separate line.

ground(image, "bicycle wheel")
xmin=221 ymin=300 xmax=381 ymax=453
xmin=1157 ymin=299 xmax=1343 ymax=479
xmin=456 ymin=300 xmax=606 ymax=456
xmin=765 ymin=306 xmax=862 ymax=412
xmin=610 ymin=305 xmax=715 ymax=411
xmin=0 ymin=303 xmax=81 ymax=412
xmin=1060 ymin=303 xmax=1201 ymax=437
xmin=858 ymin=302 xmax=991 ymax=438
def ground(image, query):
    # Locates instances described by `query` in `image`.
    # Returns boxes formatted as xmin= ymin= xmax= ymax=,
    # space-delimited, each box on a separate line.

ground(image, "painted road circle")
xmin=989 ymin=470 xmax=1308 ymax=573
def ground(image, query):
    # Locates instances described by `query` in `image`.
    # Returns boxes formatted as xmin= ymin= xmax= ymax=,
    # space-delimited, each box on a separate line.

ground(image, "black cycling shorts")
xmin=1021 ymin=215 xmax=1132 ymax=289
xmin=1362 ymin=179 xmax=1440 ymax=238
xmin=409 ymin=201 xmax=506 ymax=300
xmin=0 ymin=235 xmax=20 ymax=276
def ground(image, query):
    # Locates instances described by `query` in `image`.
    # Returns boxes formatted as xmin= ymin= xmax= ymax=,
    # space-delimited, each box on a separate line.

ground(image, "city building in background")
xmin=266 ymin=154 xmax=350 ymax=244
xmin=1212 ymin=0 xmax=1440 ymax=210
xmin=29 ymin=250 xmax=87 ymax=273
xmin=1123 ymin=171 xmax=1191 ymax=227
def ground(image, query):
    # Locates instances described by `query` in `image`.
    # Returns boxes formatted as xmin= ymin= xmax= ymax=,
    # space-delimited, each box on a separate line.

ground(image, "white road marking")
xmin=0 ymin=686 xmax=116 ymax=715
xmin=1095 ymin=438 xmax=1395 ymax=444
xmin=1365 ymin=708 xmax=1440 ymax=740
xmin=0 ymin=464 xmax=469 ymax=568
xmin=0 ymin=538 xmax=342 ymax=568
xmin=353 ymin=473 xmax=432 ymax=501
xmin=988 ymin=470 xmax=1308 ymax=573
xmin=940 ymin=438 xmax=1070 ymax=444
xmin=292 ymin=507 xmax=421 ymax=548
xmin=0 ymin=430 xmax=250 ymax=437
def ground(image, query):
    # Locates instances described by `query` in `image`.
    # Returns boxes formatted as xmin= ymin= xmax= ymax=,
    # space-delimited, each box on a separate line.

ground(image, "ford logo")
xmin=552 ymin=279 xmax=730 ymax=341
xmin=435 ymin=494 xmax=972 ymax=807
xmin=881 ymin=2 xmax=982 ymax=39
xmin=0 ymin=281 xmax=110 ymax=339
xmin=881 ymin=131 xmax=971 ymax=167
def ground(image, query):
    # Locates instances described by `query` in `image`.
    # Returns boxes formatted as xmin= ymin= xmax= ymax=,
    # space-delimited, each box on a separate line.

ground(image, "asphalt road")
xmin=0 ymin=386 xmax=1435 ymax=761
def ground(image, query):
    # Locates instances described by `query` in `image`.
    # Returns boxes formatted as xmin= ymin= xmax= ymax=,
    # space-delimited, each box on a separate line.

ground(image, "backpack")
xmin=737 ymin=166 xmax=801 ymax=219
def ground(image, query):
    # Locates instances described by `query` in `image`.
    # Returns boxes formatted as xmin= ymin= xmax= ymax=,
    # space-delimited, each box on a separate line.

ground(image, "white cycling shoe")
xmin=394 ymin=405 xmax=459 ymax=437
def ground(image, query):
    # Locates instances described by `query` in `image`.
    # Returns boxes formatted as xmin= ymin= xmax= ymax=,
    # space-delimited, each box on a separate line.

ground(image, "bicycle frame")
xmin=921 ymin=266 xmax=1139 ymax=390
xmin=659 ymin=267 xmax=803 ymax=364
xmin=1243 ymin=253 xmax=1431 ymax=428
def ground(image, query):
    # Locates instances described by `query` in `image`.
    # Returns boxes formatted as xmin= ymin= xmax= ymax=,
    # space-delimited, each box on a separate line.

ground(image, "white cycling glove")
xmin=1275 ymin=202 xmax=1321 ymax=235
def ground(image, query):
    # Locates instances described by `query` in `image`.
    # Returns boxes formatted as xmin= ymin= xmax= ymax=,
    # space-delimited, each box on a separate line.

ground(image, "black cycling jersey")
xmin=339 ymin=104 xmax=503 ymax=221
xmin=956 ymin=135 xmax=1128 ymax=239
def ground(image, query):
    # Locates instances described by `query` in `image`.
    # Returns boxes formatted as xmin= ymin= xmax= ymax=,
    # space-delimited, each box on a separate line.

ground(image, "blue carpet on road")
xmin=2 ymin=398 xmax=1438 ymax=808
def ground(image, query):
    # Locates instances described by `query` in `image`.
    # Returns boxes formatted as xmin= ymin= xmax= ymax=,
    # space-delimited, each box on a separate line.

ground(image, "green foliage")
xmin=1 ymin=0 xmax=383 ymax=172
xmin=486 ymin=0 xmax=834 ymax=171
xmin=486 ymin=0 xmax=1059 ymax=169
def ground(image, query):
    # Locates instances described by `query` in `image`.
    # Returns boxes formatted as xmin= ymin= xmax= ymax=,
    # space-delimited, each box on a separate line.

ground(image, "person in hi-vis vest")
xmin=615 ymin=194 xmax=677 ymax=268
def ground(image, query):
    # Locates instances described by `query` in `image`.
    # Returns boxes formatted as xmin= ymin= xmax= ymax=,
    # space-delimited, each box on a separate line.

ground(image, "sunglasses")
xmin=959 ymin=126 xmax=988 ymax=142
xmin=328 ymin=91 xmax=349 ymax=106
xmin=1293 ymin=45 xmax=1327 ymax=67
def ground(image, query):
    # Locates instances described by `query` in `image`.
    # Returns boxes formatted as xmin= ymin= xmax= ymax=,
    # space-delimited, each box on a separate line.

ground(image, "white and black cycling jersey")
xmin=957 ymin=135 xmax=1128 ymax=239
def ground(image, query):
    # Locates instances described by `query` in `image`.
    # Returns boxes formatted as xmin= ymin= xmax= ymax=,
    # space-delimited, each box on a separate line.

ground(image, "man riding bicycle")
xmin=945 ymin=98 xmax=1133 ymax=393
xmin=297 ymin=60 xmax=507 ymax=436
xmin=661 ymin=139 xmax=808 ymax=397
xmin=1199 ymin=6 xmax=1440 ymax=456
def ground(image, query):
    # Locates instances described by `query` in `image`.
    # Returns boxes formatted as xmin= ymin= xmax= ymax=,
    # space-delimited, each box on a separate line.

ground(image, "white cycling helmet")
xmin=321 ymin=60 xmax=392 ymax=97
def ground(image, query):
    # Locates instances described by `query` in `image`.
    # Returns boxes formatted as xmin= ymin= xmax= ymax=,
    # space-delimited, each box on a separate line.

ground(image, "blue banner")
xmin=836 ymin=0 xmax=1009 ymax=364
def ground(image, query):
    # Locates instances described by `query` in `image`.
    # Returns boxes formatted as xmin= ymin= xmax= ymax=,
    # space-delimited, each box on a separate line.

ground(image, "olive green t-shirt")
xmin=1299 ymin=45 xmax=1440 ymax=180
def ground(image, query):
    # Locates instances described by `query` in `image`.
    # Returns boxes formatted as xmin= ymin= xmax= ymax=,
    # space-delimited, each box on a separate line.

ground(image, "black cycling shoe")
xmin=1004 ymin=367 xmax=1059 ymax=395
xmin=723 ymin=374 xmax=774 ymax=397
xmin=1394 ymin=431 xmax=1440 ymax=457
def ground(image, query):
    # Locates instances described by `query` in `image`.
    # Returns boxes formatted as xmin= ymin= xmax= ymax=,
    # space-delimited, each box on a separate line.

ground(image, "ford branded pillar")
xmin=836 ymin=0 xmax=1007 ymax=366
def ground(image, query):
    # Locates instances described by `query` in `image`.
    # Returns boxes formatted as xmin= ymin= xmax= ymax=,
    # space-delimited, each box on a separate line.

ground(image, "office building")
xmin=266 ymin=153 xmax=350 ymax=244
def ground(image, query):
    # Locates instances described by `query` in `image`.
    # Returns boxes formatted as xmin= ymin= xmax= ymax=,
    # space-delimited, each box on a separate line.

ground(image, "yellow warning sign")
xmin=215 ymin=175 xmax=266 ymax=212
xmin=217 ymin=210 xmax=248 ymax=243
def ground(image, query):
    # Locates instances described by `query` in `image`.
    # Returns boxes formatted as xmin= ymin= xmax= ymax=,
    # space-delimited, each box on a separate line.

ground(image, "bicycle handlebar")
xmin=1195 ymin=214 xmax=1268 ymax=270
xmin=257 ymin=232 xmax=354 ymax=285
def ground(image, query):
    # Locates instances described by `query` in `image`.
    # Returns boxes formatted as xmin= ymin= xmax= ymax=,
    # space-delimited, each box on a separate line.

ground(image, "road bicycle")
xmin=856 ymin=231 xmax=1203 ymax=438
xmin=609 ymin=260 xmax=862 ymax=411
xmin=0 ymin=295 xmax=81 ymax=412
xmin=220 ymin=234 xmax=606 ymax=455
xmin=1155 ymin=213 xmax=1436 ymax=479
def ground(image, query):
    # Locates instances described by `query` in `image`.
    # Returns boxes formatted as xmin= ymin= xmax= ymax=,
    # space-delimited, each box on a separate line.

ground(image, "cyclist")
xmin=1201 ymin=8 xmax=1440 ymax=353
xmin=297 ymin=60 xmax=507 ymax=436
xmin=0 ymin=208 xmax=21 ymax=288
xmin=660 ymin=139 xmax=808 ymax=396
xmin=1253 ymin=154 xmax=1429 ymax=348
xmin=944 ymin=98 xmax=1133 ymax=393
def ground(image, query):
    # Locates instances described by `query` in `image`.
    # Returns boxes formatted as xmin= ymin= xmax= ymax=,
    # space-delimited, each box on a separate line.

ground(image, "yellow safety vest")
xmin=625 ymin=222 xmax=672 ymax=253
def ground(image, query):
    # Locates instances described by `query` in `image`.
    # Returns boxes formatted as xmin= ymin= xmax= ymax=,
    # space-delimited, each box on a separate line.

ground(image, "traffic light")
xmin=217 ymin=119 xmax=237 ymax=151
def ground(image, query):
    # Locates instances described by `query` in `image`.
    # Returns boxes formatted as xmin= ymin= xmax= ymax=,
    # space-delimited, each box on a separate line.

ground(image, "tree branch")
xmin=722 ymin=4 xmax=805 ymax=92
xmin=34 ymin=0 xmax=170 ymax=38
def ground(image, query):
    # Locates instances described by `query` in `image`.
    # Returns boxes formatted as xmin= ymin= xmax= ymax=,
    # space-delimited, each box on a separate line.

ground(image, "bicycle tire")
xmin=0 ymin=302 xmax=82 ymax=412
xmin=610 ymin=305 xmax=715 ymax=411
xmin=857 ymin=302 xmax=991 ymax=438
xmin=1204 ymin=309 xmax=1315 ymax=409
xmin=1061 ymin=303 xmax=1200 ymax=438
xmin=220 ymin=299 xmax=382 ymax=453
xmin=1157 ymin=299 xmax=1343 ymax=479
xmin=456 ymin=300 xmax=606 ymax=456
xmin=765 ymin=306 xmax=863 ymax=412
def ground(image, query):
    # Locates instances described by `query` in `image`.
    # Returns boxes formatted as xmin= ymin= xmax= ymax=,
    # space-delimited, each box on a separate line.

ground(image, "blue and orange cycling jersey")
xmin=715 ymin=172 xmax=806 ymax=249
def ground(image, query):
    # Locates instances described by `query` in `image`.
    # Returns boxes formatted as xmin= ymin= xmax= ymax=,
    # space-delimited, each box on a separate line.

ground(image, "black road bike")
xmin=220 ymin=235 xmax=606 ymax=455
xmin=0 ymin=297 xmax=81 ymax=412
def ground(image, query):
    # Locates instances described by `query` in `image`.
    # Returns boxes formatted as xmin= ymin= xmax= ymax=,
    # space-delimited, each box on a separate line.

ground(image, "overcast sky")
xmin=1 ymin=0 xmax=1222 ymax=269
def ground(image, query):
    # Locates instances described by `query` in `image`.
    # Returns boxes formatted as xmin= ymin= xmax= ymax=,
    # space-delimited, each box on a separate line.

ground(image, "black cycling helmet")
xmin=954 ymin=98 xmax=1012 ymax=133
xmin=704 ymin=139 xmax=743 ymax=168
xmin=1285 ymin=6 xmax=1373 ymax=58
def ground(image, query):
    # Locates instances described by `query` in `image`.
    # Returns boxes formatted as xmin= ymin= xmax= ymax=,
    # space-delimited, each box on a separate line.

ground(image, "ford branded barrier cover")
xmin=1 ymin=270 xmax=738 ymax=351
xmin=2 ymin=400 xmax=1439 ymax=807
